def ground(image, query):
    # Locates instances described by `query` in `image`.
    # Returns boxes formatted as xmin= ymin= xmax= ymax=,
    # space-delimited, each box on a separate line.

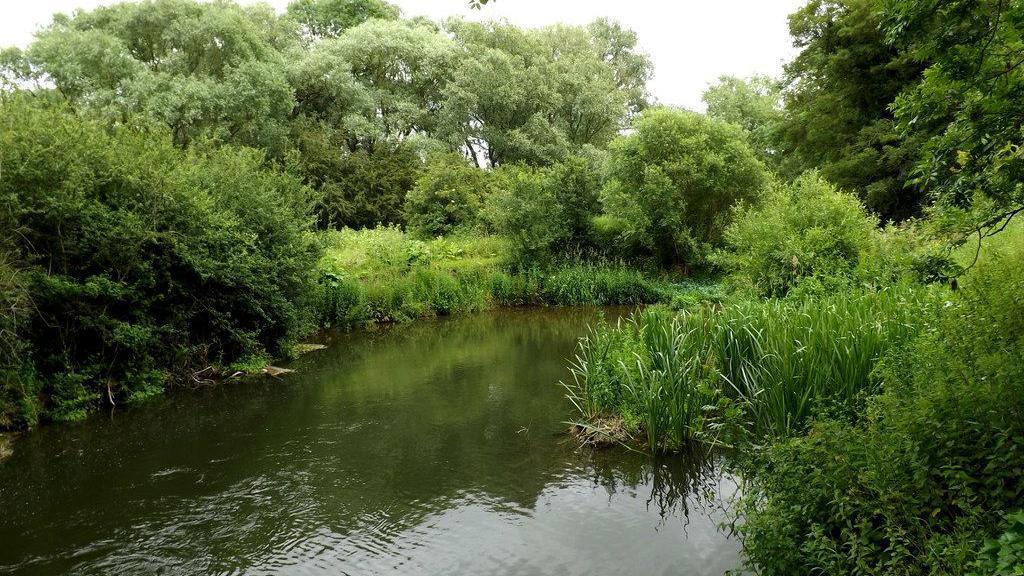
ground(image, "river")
xmin=0 ymin=307 xmax=741 ymax=575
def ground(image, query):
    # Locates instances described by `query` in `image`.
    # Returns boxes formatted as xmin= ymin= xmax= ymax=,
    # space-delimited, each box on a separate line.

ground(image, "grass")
xmin=564 ymin=284 xmax=934 ymax=451
xmin=313 ymin=227 xmax=681 ymax=329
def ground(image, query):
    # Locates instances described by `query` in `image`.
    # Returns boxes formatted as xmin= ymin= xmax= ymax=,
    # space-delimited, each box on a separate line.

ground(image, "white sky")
xmin=0 ymin=0 xmax=804 ymax=110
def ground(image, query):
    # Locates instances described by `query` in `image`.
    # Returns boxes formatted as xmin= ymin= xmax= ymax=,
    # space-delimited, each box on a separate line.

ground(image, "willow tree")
xmin=602 ymin=108 xmax=768 ymax=267
xmin=18 ymin=0 xmax=299 ymax=151
xmin=440 ymin=18 xmax=650 ymax=167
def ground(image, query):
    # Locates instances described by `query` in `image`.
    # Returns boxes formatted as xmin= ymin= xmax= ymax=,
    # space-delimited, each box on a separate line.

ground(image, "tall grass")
xmin=712 ymin=288 xmax=928 ymax=436
xmin=565 ymin=308 xmax=719 ymax=452
xmin=565 ymin=285 xmax=933 ymax=450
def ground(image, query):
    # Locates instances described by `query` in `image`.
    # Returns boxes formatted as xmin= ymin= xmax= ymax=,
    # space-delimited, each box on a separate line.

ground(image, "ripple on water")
xmin=0 ymin=308 xmax=742 ymax=576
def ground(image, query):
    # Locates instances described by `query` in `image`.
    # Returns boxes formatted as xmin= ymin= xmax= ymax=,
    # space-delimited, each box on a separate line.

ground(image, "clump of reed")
xmin=564 ymin=285 xmax=932 ymax=451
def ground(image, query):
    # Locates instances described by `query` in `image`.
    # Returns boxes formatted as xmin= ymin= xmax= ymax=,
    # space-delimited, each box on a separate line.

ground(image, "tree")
xmin=22 ymin=0 xmax=298 ymax=150
xmin=587 ymin=18 xmax=651 ymax=121
xmin=286 ymin=0 xmax=399 ymax=40
xmin=720 ymin=172 xmax=879 ymax=296
xmin=546 ymin=153 xmax=605 ymax=248
xmin=778 ymin=0 xmax=927 ymax=221
xmin=602 ymin=108 xmax=768 ymax=267
xmin=485 ymin=166 xmax=568 ymax=265
xmin=439 ymin=18 xmax=648 ymax=167
xmin=405 ymin=155 xmax=491 ymax=237
xmin=887 ymin=0 xmax=1024 ymax=244
xmin=330 ymin=18 xmax=457 ymax=143
xmin=0 ymin=98 xmax=320 ymax=422
xmin=703 ymin=75 xmax=784 ymax=170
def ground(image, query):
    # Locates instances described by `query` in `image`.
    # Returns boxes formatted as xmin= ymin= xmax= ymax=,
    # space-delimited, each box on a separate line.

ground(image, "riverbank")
xmin=1 ymin=223 xmax=703 ymax=433
xmin=561 ymin=221 xmax=1024 ymax=574
xmin=312 ymin=227 xmax=710 ymax=328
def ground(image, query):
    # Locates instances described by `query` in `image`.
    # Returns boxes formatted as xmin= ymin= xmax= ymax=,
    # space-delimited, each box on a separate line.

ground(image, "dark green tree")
xmin=779 ymin=0 xmax=927 ymax=220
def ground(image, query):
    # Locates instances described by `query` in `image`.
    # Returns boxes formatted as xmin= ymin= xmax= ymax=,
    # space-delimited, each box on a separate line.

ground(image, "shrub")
xmin=970 ymin=511 xmax=1024 ymax=576
xmin=719 ymin=172 xmax=879 ymax=297
xmin=404 ymin=154 xmax=491 ymax=237
xmin=601 ymin=107 xmax=768 ymax=267
xmin=1 ymin=99 xmax=320 ymax=425
xmin=485 ymin=165 xmax=568 ymax=266
xmin=311 ymin=144 xmax=421 ymax=229
xmin=0 ymin=251 xmax=40 ymax=430
xmin=737 ymin=243 xmax=1024 ymax=575
xmin=547 ymin=154 xmax=604 ymax=249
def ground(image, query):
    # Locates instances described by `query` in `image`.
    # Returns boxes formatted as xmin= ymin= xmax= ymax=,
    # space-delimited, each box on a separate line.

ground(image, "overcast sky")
xmin=1 ymin=0 xmax=804 ymax=110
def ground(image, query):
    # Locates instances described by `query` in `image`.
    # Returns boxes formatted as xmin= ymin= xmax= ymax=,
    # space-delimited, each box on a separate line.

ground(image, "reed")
xmin=565 ymin=284 xmax=932 ymax=449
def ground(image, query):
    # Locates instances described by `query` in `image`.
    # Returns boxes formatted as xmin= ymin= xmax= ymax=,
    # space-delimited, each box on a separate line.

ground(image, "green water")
xmin=0 ymin=308 xmax=740 ymax=575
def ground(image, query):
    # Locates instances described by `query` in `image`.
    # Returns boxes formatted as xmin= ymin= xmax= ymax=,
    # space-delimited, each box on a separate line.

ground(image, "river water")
xmin=0 ymin=308 xmax=741 ymax=575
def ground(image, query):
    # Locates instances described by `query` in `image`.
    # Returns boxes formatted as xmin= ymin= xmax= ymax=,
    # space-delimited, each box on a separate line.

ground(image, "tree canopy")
xmin=2 ymin=0 xmax=650 ymax=230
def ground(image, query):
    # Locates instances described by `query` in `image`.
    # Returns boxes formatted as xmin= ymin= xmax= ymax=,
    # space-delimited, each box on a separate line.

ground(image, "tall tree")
xmin=286 ymin=0 xmax=400 ymax=40
xmin=440 ymin=18 xmax=649 ymax=167
xmin=703 ymin=74 xmax=784 ymax=170
xmin=21 ymin=0 xmax=298 ymax=151
xmin=887 ymin=0 xmax=1024 ymax=241
xmin=779 ymin=0 xmax=926 ymax=220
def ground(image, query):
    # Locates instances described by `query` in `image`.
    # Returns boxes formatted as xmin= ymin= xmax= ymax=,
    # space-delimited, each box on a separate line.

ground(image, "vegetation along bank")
xmin=1 ymin=0 xmax=1023 ymax=573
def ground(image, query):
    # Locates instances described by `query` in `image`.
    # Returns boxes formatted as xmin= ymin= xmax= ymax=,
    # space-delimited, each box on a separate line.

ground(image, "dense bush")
xmin=485 ymin=165 xmax=569 ymax=266
xmin=0 ymin=252 xmax=38 ymax=429
xmin=0 ymin=99 xmax=320 ymax=426
xmin=404 ymin=155 xmax=491 ymax=237
xmin=546 ymin=154 xmax=605 ymax=249
xmin=737 ymin=244 xmax=1024 ymax=575
xmin=481 ymin=156 xmax=608 ymax=265
xmin=719 ymin=172 xmax=879 ymax=296
xmin=601 ymin=108 xmax=768 ymax=267
xmin=311 ymin=145 xmax=421 ymax=229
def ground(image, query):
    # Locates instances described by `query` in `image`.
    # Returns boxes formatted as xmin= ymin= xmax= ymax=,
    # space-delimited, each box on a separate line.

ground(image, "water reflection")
xmin=0 ymin=308 xmax=740 ymax=575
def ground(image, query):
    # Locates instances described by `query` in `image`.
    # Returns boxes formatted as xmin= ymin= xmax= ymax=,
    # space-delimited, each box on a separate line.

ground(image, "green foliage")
xmin=778 ymin=0 xmax=927 ymax=221
xmin=404 ymin=155 xmax=491 ymax=237
xmin=4 ymin=0 xmax=649 ymax=234
xmin=546 ymin=153 xmax=605 ymax=248
xmin=888 ymin=0 xmax=1024 ymax=239
xmin=566 ymin=285 xmax=929 ymax=447
xmin=485 ymin=165 xmax=569 ymax=266
xmin=24 ymin=0 xmax=299 ymax=151
xmin=602 ymin=108 xmax=768 ymax=267
xmin=737 ymin=244 xmax=1024 ymax=575
xmin=541 ymin=264 xmax=668 ymax=306
xmin=0 ymin=249 xmax=40 ymax=429
xmin=1 ymin=98 xmax=319 ymax=425
xmin=441 ymin=18 xmax=649 ymax=166
xmin=312 ymin=144 xmax=421 ymax=228
xmin=719 ymin=172 xmax=879 ymax=296
xmin=314 ymin=227 xmax=672 ymax=327
xmin=971 ymin=512 xmax=1024 ymax=576
xmin=286 ymin=0 xmax=399 ymax=40
xmin=703 ymin=74 xmax=784 ymax=169
xmin=565 ymin=307 xmax=719 ymax=452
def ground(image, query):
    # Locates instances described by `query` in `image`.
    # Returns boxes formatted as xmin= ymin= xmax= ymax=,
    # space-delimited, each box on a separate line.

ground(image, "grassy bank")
xmin=313 ymin=227 xmax=680 ymax=328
